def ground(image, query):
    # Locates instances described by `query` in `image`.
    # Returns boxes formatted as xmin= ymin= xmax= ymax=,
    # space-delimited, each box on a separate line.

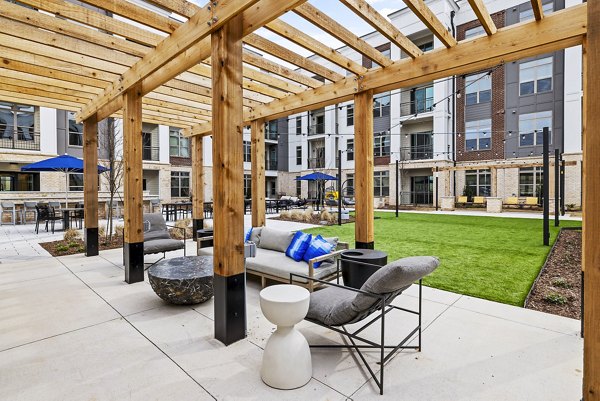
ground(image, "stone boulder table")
xmin=148 ymin=256 xmax=213 ymax=305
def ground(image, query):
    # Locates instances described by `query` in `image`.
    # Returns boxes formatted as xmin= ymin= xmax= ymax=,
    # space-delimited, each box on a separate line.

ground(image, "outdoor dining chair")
xmin=1 ymin=202 xmax=21 ymax=225
xmin=22 ymin=201 xmax=37 ymax=223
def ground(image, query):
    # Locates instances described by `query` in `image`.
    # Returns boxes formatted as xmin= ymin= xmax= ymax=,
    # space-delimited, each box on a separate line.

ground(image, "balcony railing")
xmin=265 ymin=132 xmax=278 ymax=141
xmin=309 ymin=123 xmax=326 ymax=136
xmin=398 ymin=191 xmax=434 ymax=205
xmin=399 ymin=145 xmax=434 ymax=161
xmin=308 ymin=157 xmax=325 ymax=169
xmin=0 ymin=131 xmax=40 ymax=151
xmin=142 ymin=146 xmax=160 ymax=161
xmin=400 ymin=97 xmax=434 ymax=116
xmin=266 ymin=160 xmax=278 ymax=170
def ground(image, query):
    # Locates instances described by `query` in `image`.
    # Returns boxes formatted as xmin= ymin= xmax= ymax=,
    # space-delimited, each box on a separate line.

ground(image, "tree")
xmin=98 ymin=117 xmax=124 ymax=241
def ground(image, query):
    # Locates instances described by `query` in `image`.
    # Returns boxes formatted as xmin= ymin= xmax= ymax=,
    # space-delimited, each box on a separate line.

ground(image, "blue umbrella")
xmin=22 ymin=154 xmax=109 ymax=205
xmin=295 ymin=172 xmax=337 ymax=181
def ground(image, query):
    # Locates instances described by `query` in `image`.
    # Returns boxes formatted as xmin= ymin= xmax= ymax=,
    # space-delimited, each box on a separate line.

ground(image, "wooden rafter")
xmin=402 ymin=0 xmax=457 ymax=48
xmin=264 ymin=19 xmax=368 ymax=75
xmin=467 ymin=0 xmax=497 ymax=35
xmin=339 ymin=0 xmax=422 ymax=58
xmin=531 ymin=0 xmax=545 ymax=20
xmin=242 ymin=50 xmax=323 ymax=88
xmin=294 ymin=2 xmax=392 ymax=67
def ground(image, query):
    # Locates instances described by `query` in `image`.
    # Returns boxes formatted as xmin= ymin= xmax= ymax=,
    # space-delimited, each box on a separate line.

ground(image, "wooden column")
xmin=123 ymin=84 xmax=144 ymax=284
xmin=211 ymin=13 xmax=246 ymax=346
xmin=354 ymin=90 xmax=375 ymax=249
xmin=583 ymin=0 xmax=599 ymax=396
xmin=192 ymin=135 xmax=205 ymax=239
xmin=83 ymin=114 xmax=99 ymax=256
xmin=251 ymin=118 xmax=266 ymax=227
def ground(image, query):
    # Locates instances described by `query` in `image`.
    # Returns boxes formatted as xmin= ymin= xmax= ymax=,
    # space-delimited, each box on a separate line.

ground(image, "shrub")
xmin=114 ymin=224 xmax=124 ymax=237
xmin=55 ymin=244 xmax=69 ymax=253
xmin=303 ymin=207 xmax=314 ymax=222
xmin=68 ymin=241 xmax=80 ymax=248
xmin=98 ymin=225 xmax=106 ymax=237
xmin=551 ymin=277 xmax=571 ymax=289
xmin=320 ymin=209 xmax=331 ymax=222
xmin=544 ymin=292 xmax=567 ymax=305
xmin=280 ymin=210 xmax=291 ymax=219
xmin=63 ymin=228 xmax=81 ymax=242
xmin=174 ymin=218 xmax=191 ymax=229
xmin=203 ymin=220 xmax=213 ymax=229
xmin=290 ymin=209 xmax=304 ymax=221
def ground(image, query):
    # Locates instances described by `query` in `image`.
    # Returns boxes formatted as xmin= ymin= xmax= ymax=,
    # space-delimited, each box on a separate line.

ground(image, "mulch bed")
xmin=525 ymin=229 xmax=582 ymax=319
xmin=40 ymin=236 xmax=124 ymax=257
xmin=270 ymin=215 xmax=355 ymax=225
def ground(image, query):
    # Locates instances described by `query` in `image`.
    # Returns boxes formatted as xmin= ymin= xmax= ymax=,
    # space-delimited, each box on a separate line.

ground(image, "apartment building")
xmin=276 ymin=0 xmax=583 ymax=209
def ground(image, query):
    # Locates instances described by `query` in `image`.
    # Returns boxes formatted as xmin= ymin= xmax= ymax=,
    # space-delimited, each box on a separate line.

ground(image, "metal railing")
xmin=265 ymin=132 xmax=278 ymax=141
xmin=142 ymin=146 xmax=160 ymax=161
xmin=398 ymin=191 xmax=434 ymax=205
xmin=0 ymin=131 xmax=40 ymax=151
xmin=399 ymin=145 xmax=434 ymax=161
xmin=309 ymin=123 xmax=326 ymax=136
xmin=308 ymin=157 xmax=325 ymax=169
xmin=399 ymin=97 xmax=434 ymax=116
xmin=266 ymin=160 xmax=278 ymax=170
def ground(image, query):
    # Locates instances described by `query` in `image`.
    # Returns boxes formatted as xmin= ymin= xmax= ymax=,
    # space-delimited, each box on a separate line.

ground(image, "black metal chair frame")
xmin=290 ymin=260 xmax=422 ymax=395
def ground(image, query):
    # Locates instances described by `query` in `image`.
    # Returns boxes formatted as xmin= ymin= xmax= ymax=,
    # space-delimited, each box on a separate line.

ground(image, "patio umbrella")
xmin=295 ymin=172 xmax=338 ymax=210
xmin=21 ymin=154 xmax=109 ymax=206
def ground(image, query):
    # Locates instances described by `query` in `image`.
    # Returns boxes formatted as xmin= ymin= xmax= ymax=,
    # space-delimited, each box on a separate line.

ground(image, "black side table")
xmin=341 ymin=249 xmax=388 ymax=289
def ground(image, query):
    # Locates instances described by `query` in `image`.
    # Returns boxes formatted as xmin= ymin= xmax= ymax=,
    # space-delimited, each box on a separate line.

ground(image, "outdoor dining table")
xmin=60 ymin=208 xmax=83 ymax=230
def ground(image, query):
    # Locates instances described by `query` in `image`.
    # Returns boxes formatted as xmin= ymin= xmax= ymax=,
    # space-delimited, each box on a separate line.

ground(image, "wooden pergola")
xmin=0 ymin=0 xmax=597 ymax=396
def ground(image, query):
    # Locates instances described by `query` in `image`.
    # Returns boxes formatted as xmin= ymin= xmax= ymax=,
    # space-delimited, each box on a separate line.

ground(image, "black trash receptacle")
xmin=197 ymin=229 xmax=213 ymax=248
xmin=341 ymin=249 xmax=388 ymax=289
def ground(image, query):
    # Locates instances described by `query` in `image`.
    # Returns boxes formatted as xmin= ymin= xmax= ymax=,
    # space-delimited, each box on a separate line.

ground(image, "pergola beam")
xmin=531 ymin=0 xmax=545 ymax=20
xmin=83 ymin=114 xmax=99 ymax=257
xmin=467 ymin=0 xmax=497 ymax=35
xmin=402 ymin=0 xmax=457 ymax=48
xmin=339 ymin=0 xmax=422 ymax=58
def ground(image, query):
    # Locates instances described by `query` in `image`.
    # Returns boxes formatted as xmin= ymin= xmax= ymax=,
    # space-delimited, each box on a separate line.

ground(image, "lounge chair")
xmin=504 ymin=197 xmax=520 ymax=208
xmin=473 ymin=196 xmax=486 ymax=205
xmin=525 ymin=197 xmax=539 ymax=207
xmin=292 ymin=256 xmax=440 ymax=394
xmin=142 ymin=212 xmax=186 ymax=268
xmin=456 ymin=196 xmax=468 ymax=206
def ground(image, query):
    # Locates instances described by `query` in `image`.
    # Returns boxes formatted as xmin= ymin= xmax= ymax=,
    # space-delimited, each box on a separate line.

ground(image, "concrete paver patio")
xmin=0 ymin=217 xmax=583 ymax=400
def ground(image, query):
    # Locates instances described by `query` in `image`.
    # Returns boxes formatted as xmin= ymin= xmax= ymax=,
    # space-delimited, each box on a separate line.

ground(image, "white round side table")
xmin=259 ymin=284 xmax=312 ymax=390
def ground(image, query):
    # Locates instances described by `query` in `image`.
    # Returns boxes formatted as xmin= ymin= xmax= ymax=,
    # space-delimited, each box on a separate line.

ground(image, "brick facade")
xmin=169 ymin=156 xmax=192 ymax=166
xmin=456 ymin=11 xmax=506 ymax=163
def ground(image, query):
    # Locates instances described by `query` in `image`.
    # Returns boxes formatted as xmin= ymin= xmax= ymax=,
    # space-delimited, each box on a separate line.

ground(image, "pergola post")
xmin=83 ymin=113 xmax=99 ymax=256
xmin=251 ymin=118 xmax=266 ymax=227
xmin=354 ymin=89 xmax=375 ymax=249
xmin=583 ymin=0 xmax=599 ymax=396
xmin=211 ymin=13 xmax=246 ymax=346
xmin=123 ymin=84 xmax=144 ymax=284
xmin=192 ymin=135 xmax=204 ymax=239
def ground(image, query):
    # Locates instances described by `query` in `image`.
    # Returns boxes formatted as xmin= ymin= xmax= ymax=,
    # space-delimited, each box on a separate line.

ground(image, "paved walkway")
xmin=0 ymin=215 xmax=583 ymax=400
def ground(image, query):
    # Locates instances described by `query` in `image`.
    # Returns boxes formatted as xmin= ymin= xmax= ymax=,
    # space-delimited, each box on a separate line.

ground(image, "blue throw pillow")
xmin=303 ymin=235 xmax=334 ymax=268
xmin=285 ymin=231 xmax=312 ymax=261
xmin=245 ymin=227 xmax=253 ymax=242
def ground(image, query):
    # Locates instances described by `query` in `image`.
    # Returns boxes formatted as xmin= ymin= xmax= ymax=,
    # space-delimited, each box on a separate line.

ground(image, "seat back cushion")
xmin=143 ymin=213 xmax=170 ymax=241
xmin=249 ymin=226 xmax=263 ymax=245
xmin=258 ymin=227 xmax=294 ymax=253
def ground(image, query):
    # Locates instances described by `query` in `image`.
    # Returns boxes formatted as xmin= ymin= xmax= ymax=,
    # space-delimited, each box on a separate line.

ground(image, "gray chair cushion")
xmin=144 ymin=238 xmax=184 ymax=254
xmin=257 ymin=227 xmax=294 ymax=253
xmin=143 ymin=213 xmax=170 ymax=241
xmin=308 ymin=256 xmax=440 ymax=326
xmin=249 ymin=226 xmax=263 ymax=245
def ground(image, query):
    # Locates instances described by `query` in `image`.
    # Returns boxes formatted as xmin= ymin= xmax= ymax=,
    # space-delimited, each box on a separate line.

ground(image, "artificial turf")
xmin=305 ymin=212 xmax=581 ymax=306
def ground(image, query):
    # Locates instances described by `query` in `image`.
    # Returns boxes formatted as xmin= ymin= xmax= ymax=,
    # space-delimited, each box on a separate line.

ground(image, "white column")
xmin=158 ymin=125 xmax=170 ymax=163
xmin=39 ymin=107 xmax=57 ymax=155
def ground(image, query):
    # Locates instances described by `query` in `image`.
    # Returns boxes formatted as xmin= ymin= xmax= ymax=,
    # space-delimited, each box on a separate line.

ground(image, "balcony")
xmin=400 ymin=145 xmax=434 ymax=161
xmin=266 ymin=159 xmax=277 ymax=170
xmin=0 ymin=131 xmax=40 ymax=151
xmin=265 ymin=132 xmax=278 ymax=141
xmin=400 ymin=96 xmax=434 ymax=117
xmin=308 ymin=123 xmax=326 ymax=136
xmin=308 ymin=156 xmax=325 ymax=169
xmin=142 ymin=146 xmax=160 ymax=161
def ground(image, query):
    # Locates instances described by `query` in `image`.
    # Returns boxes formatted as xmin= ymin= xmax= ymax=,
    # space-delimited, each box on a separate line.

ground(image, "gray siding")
xmin=465 ymin=102 xmax=492 ymax=122
xmin=277 ymin=118 xmax=289 ymax=171
xmin=373 ymin=115 xmax=390 ymax=133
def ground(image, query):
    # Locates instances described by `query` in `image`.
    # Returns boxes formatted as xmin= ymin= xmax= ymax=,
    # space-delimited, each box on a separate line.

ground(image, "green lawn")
xmin=305 ymin=212 xmax=581 ymax=306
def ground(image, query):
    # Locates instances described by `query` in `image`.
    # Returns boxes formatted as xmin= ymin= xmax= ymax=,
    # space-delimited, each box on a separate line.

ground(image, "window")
xmin=169 ymin=129 xmax=189 ymax=157
xmin=346 ymin=139 xmax=354 ymax=161
xmin=266 ymin=120 xmax=278 ymax=140
xmin=418 ymin=41 xmax=434 ymax=52
xmin=519 ymin=111 xmax=552 ymax=146
xmin=373 ymin=95 xmax=390 ymax=118
xmin=68 ymin=111 xmax=83 ymax=146
xmin=519 ymin=167 xmax=544 ymax=197
xmin=295 ymin=116 xmax=302 ymax=135
xmin=519 ymin=57 xmax=553 ymax=95
xmin=69 ymin=173 xmax=84 ymax=192
xmin=0 ymin=172 xmax=39 ymax=191
xmin=345 ymin=173 xmax=354 ymax=196
xmin=244 ymin=174 xmax=251 ymax=199
xmin=464 ymin=25 xmax=485 ymax=39
xmin=0 ymin=102 xmax=36 ymax=144
xmin=410 ymin=132 xmax=433 ymax=160
xmin=296 ymin=146 xmax=302 ymax=165
xmin=465 ymin=119 xmax=492 ymax=151
xmin=411 ymin=86 xmax=433 ymax=114
xmin=346 ymin=105 xmax=354 ymax=126
xmin=374 ymin=132 xmax=390 ymax=157
xmin=520 ymin=2 xmax=553 ymax=21
xmin=371 ymin=45 xmax=391 ymax=69
xmin=374 ymin=171 xmax=389 ymax=197
xmin=295 ymin=176 xmax=302 ymax=196
xmin=465 ymin=73 xmax=491 ymax=105
xmin=170 ymin=171 xmax=190 ymax=197
xmin=243 ymin=140 xmax=251 ymax=163
xmin=465 ymin=169 xmax=491 ymax=196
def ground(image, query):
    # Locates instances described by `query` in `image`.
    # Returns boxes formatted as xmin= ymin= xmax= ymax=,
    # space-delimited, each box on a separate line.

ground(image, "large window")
xmin=171 ymin=171 xmax=190 ymax=198
xmin=243 ymin=140 xmax=251 ymax=163
xmin=519 ymin=57 xmax=553 ymax=95
xmin=465 ymin=73 xmax=491 ymax=105
xmin=169 ymin=129 xmax=189 ymax=157
xmin=374 ymin=171 xmax=389 ymax=197
xmin=410 ymin=132 xmax=433 ymax=160
xmin=295 ymin=176 xmax=302 ymax=196
xmin=519 ymin=167 xmax=544 ymax=197
xmin=0 ymin=103 xmax=36 ymax=148
xmin=374 ymin=132 xmax=390 ymax=157
xmin=418 ymin=41 xmax=434 ymax=52
xmin=464 ymin=25 xmax=485 ymax=39
xmin=296 ymin=146 xmax=302 ymax=165
xmin=68 ymin=112 xmax=83 ymax=146
xmin=266 ymin=120 xmax=278 ymax=140
xmin=295 ymin=116 xmax=302 ymax=135
xmin=519 ymin=111 xmax=552 ymax=146
xmin=345 ymin=173 xmax=354 ymax=196
xmin=411 ymin=86 xmax=433 ymax=114
xmin=465 ymin=119 xmax=492 ymax=151
xmin=69 ymin=173 xmax=84 ymax=192
xmin=244 ymin=174 xmax=251 ymax=199
xmin=346 ymin=105 xmax=354 ymax=126
xmin=346 ymin=139 xmax=354 ymax=161
xmin=520 ymin=2 xmax=553 ymax=21
xmin=0 ymin=172 xmax=40 ymax=192
xmin=373 ymin=95 xmax=390 ymax=118
xmin=465 ymin=169 xmax=491 ymax=197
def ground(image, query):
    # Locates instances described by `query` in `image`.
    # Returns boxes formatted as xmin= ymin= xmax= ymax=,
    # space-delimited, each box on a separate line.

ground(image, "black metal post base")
xmin=192 ymin=218 xmax=204 ymax=240
xmin=214 ymin=273 xmax=246 ymax=346
xmin=84 ymin=227 xmax=99 ymax=257
xmin=124 ymin=242 xmax=144 ymax=284
xmin=355 ymin=241 xmax=375 ymax=249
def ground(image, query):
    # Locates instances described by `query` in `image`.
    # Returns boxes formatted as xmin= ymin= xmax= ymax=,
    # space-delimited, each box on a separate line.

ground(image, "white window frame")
xmin=465 ymin=119 xmax=492 ymax=151
xmin=519 ymin=57 xmax=553 ymax=96
xmin=169 ymin=129 xmax=190 ymax=157
xmin=374 ymin=132 xmax=390 ymax=157
xmin=374 ymin=171 xmax=389 ymax=197
xmin=465 ymin=73 xmax=492 ymax=105
xmin=518 ymin=111 xmax=553 ymax=147
xmin=243 ymin=140 xmax=251 ymax=163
